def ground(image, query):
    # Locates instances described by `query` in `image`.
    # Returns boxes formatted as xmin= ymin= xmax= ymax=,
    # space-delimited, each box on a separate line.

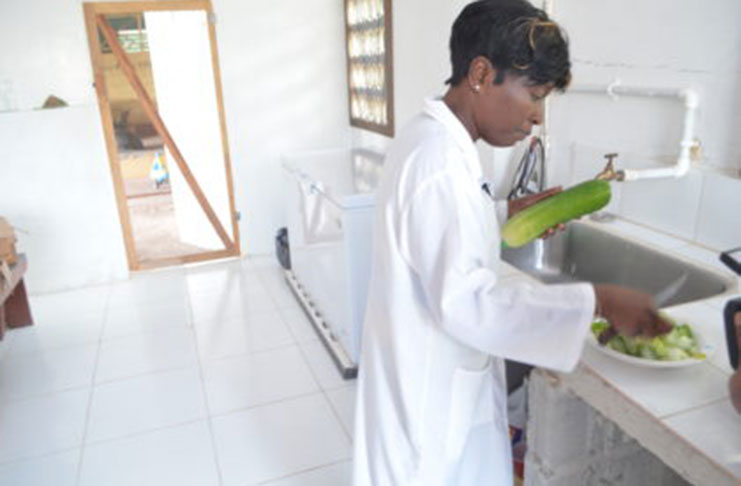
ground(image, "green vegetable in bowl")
xmin=591 ymin=319 xmax=706 ymax=361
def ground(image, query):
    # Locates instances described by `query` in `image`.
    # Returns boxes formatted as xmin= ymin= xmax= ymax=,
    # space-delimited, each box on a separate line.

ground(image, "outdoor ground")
xmin=120 ymin=151 xmax=206 ymax=264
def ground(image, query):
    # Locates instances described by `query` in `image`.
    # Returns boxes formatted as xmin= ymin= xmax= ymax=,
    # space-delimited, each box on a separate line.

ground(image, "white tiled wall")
xmin=695 ymin=169 xmax=741 ymax=250
xmin=619 ymin=168 xmax=704 ymax=241
xmin=530 ymin=0 xmax=741 ymax=253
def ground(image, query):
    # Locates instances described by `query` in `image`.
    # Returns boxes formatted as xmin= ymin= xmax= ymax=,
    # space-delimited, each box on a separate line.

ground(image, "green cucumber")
xmin=501 ymin=180 xmax=611 ymax=248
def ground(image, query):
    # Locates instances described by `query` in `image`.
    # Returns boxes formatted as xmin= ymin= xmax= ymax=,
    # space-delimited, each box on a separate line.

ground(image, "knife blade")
xmin=654 ymin=273 xmax=688 ymax=307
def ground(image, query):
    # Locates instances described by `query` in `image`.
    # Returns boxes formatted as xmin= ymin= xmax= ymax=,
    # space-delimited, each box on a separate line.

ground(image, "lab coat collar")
xmin=422 ymin=97 xmax=482 ymax=182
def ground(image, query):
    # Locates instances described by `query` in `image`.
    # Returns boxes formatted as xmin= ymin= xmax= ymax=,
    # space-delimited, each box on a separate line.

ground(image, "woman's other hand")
xmin=507 ymin=187 xmax=565 ymax=239
xmin=593 ymin=284 xmax=673 ymax=344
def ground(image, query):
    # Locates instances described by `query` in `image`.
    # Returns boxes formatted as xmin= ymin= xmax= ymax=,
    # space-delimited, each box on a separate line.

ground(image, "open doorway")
xmin=83 ymin=1 xmax=240 ymax=270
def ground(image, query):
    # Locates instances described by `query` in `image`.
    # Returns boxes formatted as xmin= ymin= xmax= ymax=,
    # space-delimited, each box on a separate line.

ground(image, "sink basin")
xmin=501 ymin=222 xmax=729 ymax=307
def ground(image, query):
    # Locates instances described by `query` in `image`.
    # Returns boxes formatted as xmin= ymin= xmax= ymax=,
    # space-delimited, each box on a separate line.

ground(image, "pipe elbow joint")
xmin=675 ymin=158 xmax=691 ymax=178
xmin=682 ymin=88 xmax=699 ymax=109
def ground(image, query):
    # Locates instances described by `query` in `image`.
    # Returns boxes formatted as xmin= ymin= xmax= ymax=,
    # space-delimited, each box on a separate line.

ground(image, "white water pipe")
xmin=569 ymin=80 xmax=699 ymax=181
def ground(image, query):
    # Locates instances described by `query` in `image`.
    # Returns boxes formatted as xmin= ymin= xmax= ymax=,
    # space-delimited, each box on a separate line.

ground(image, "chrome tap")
xmin=595 ymin=153 xmax=626 ymax=182
xmin=590 ymin=153 xmax=621 ymax=222
xmin=508 ymin=136 xmax=545 ymax=200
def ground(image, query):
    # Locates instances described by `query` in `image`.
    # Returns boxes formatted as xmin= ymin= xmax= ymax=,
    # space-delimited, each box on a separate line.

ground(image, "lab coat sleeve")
xmin=398 ymin=171 xmax=595 ymax=372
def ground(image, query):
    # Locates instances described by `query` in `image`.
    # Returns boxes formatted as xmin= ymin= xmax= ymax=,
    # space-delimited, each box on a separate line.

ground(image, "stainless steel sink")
xmin=501 ymin=222 xmax=729 ymax=307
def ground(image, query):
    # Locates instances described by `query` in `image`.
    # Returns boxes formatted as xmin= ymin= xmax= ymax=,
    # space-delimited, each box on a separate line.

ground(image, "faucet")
xmin=595 ymin=153 xmax=625 ymax=182
xmin=508 ymin=136 xmax=545 ymax=200
xmin=590 ymin=153 xmax=622 ymax=222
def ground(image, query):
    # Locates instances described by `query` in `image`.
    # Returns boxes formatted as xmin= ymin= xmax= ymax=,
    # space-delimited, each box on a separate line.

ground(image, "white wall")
xmin=0 ymin=106 xmax=129 ymax=293
xmin=217 ymin=0 xmax=490 ymax=255
xmin=350 ymin=0 xmax=495 ymax=177
xmin=0 ymin=0 xmax=352 ymax=291
xmin=0 ymin=0 xmax=93 ymax=111
xmin=213 ymin=0 xmax=351 ymax=255
xmin=0 ymin=0 xmax=127 ymax=293
xmin=539 ymin=0 xmax=741 ymax=251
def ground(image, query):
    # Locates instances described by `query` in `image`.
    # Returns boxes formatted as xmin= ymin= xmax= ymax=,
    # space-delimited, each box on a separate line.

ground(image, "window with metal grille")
xmin=344 ymin=0 xmax=394 ymax=136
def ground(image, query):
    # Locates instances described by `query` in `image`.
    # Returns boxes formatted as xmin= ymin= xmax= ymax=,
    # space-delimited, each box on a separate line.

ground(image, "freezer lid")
xmin=281 ymin=148 xmax=385 ymax=210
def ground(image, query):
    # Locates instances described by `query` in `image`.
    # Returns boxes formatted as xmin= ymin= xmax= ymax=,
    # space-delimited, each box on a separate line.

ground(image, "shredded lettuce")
xmin=591 ymin=319 xmax=705 ymax=361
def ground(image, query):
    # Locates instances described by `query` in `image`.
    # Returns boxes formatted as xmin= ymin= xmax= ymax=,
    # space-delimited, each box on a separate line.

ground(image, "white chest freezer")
xmin=282 ymin=148 xmax=384 ymax=378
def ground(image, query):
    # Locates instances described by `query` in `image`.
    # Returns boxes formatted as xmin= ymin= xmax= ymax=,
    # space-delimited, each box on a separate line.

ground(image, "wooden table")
xmin=0 ymin=254 xmax=33 ymax=339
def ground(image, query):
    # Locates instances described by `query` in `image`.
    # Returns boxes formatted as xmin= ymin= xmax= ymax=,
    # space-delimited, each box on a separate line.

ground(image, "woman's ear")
xmin=468 ymin=56 xmax=496 ymax=92
xmin=467 ymin=57 xmax=487 ymax=92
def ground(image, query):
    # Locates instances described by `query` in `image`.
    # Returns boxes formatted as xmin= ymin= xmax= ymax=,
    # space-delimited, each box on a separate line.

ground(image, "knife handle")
xmin=720 ymin=247 xmax=741 ymax=276
xmin=725 ymin=298 xmax=741 ymax=370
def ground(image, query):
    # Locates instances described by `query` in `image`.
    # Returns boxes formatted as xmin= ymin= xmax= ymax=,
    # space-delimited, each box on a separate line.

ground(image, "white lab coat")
xmin=353 ymin=98 xmax=596 ymax=486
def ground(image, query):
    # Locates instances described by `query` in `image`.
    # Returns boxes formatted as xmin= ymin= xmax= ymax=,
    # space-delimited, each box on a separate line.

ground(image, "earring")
xmin=473 ymin=85 xmax=481 ymax=93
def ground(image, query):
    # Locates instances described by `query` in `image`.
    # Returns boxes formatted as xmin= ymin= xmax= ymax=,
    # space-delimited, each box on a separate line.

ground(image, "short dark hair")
xmin=446 ymin=0 xmax=571 ymax=90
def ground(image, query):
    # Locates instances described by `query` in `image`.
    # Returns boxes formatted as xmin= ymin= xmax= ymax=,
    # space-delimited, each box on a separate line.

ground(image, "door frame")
xmin=83 ymin=0 xmax=241 ymax=271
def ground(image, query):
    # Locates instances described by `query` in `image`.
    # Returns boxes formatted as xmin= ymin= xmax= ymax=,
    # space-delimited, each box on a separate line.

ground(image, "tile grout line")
xmin=192 ymin=306 xmax=295 ymax=329
xmin=252 ymin=458 xmax=351 ymax=486
xmin=74 ymin=269 xmax=322 ymax=416
xmin=1 ymin=352 xmax=228 ymax=408
xmin=285 ymin=317 xmax=326 ymax=391
xmin=17 ymin=288 xmax=190 ymax=359
xmin=324 ymin=386 xmax=355 ymax=443
xmin=99 ymin=322 xmax=195 ymax=344
xmin=269 ymin=265 xmax=357 ymax=444
xmin=60 ymin=387 xmax=329 ymax=452
xmin=209 ymin=390 xmax=326 ymax=422
xmin=3 ymin=337 xmax=200 ymax=406
xmin=186 ymin=278 xmax=226 ymax=486
xmin=295 ymin=340 xmax=357 ymax=392
xmin=0 ymin=327 xmax=16 ymax=365
xmin=262 ymin=267 xmax=328 ymax=384
xmin=0 ymin=444 xmax=82 ymax=469
xmin=4 ymin=341 xmax=100 ymax=361
xmin=257 ymin=266 xmax=312 ymax=364
xmin=0 ymin=289 xmax=108 ymax=468
xmin=197 ymin=262 xmax=334 ymax=426
xmin=0 ymin=416 xmax=208 ymax=467
xmin=92 ymin=360 xmax=200 ymax=387
xmin=690 ymin=168 xmax=707 ymax=244
xmin=73 ymin=283 xmax=113 ymax=486
xmin=247 ymin=259 xmax=356 ymax=480
xmin=0 ymin=380 xmax=96 ymax=407
xmin=659 ymin=395 xmax=730 ymax=421
xmin=4 ymin=313 xmax=106 ymax=359
xmin=264 ymin=262 xmax=358 ymax=390
xmin=197 ymin=341 xmax=303 ymax=370
xmin=77 ymin=416 xmax=207 ymax=449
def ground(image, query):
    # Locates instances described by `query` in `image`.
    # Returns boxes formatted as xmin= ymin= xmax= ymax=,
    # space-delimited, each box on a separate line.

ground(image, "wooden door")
xmin=83 ymin=0 xmax=240 ymax=270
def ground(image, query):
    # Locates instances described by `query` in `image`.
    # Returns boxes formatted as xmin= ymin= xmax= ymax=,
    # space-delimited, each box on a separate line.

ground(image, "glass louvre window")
xmin=345 ymin=0 xmax=394 ymax=136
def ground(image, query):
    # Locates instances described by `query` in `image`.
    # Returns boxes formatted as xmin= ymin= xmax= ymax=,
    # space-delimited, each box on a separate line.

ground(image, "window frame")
xmin=343 ymin=0 xmax=395 ymax=137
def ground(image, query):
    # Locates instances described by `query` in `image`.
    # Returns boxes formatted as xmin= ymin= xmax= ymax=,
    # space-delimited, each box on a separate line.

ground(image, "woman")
xmin=352 ymin=1 xmax=671 ymax=485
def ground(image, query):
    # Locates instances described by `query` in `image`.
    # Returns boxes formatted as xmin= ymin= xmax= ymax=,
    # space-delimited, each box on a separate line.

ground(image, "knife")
xmin=654 ymin=273 xmax=688 ymax=308
xmin=597 ymin=273 xmax=687 ymax=345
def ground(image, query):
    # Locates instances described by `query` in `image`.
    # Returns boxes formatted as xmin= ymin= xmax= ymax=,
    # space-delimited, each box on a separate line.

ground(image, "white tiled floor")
xmin=0 ymin=257 xmax=355 ymax=486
